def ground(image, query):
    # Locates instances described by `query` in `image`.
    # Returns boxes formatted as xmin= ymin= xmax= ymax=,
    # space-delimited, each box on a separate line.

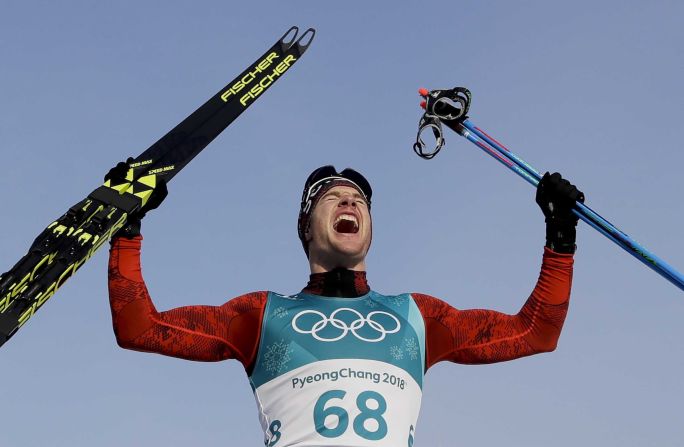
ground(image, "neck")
xmin=302 ymin=268 xmax=370 ymax=297
xmin=308 ymin=258 xmax=366 ymax=274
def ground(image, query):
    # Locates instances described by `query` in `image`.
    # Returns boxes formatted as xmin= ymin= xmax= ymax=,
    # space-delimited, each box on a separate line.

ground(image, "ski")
xmin=0 ymin=26 xmax=315 ymax=347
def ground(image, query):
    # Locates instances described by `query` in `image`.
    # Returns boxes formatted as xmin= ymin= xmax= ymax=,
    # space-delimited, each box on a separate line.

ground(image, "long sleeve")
xmin=414 ymin=247 xmax=573 ymax=369
xmin=108 ymin=236 xmax=266 ymax=370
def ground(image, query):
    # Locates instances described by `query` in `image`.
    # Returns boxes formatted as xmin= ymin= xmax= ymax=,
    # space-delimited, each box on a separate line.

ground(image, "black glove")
xmin=535 ymin=172 xmax=585 ymax=254
xmin=105 ymin=158 xmax=168 ymax=239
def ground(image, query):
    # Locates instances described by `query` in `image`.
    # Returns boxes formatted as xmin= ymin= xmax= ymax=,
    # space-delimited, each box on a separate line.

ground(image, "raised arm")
xmin=414 ymin=247 xmax=573 ymax=368
xmin=108 ymin=236 xmax=266 ymax=368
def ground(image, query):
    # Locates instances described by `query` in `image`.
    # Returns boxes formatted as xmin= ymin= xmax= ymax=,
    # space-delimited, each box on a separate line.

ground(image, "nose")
xmin=338 ymin=194 xmax=356 ymax=208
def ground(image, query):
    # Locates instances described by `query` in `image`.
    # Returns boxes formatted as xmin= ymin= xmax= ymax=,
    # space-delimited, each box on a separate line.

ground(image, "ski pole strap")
xmin=413 ymin=114 xmax=444 ymax=159
xmin=413 ymin=87 xmax=472 ymax=159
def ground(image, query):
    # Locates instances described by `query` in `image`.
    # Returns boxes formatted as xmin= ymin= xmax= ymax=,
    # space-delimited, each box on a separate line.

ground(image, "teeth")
xmin=334 ymin=214 xmax=358 ymax=226
xmin=333 ymin=214 xmax=359 ymax=233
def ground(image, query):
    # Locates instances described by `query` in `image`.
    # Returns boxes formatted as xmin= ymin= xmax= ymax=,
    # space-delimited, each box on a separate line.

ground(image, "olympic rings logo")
xmin=291 ymin=308 xmax=401 ymax=342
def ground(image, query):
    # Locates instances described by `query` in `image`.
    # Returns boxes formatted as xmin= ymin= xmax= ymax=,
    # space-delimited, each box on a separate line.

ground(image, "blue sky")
xmin=1 ymin=1 xmax=683 ymax=446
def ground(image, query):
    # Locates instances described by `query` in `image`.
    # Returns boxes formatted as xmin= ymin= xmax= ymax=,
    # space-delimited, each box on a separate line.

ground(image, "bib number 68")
xmin=314 ymin=389 xmax=388 ymax=441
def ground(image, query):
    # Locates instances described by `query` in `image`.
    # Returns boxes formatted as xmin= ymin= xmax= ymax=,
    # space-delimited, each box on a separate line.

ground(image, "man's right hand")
xmin=105 ymin=158 xmax=168 ymax=239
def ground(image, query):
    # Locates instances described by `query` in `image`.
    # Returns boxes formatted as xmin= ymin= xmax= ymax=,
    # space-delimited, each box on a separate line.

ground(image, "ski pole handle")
xmin=413 ymin=87 xmax=472 ymax=159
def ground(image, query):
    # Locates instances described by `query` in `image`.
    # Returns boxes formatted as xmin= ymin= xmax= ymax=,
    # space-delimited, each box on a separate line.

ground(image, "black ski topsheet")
xmin=130 ymin=26 xmax=314 ymax=183
xmin=0 ymin=27 xmax=315 ymax=347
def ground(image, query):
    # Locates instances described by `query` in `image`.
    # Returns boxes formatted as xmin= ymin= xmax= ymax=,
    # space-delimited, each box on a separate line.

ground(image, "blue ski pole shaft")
xmin=451 ymin=119 xmax=684 ymax=292
xmin=456 ymin=122 xmax=625 ymax=248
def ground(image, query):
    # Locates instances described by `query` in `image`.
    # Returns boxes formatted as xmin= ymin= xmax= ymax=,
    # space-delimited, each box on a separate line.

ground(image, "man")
xmin=108 ymin=164 xmax=582 ymax=446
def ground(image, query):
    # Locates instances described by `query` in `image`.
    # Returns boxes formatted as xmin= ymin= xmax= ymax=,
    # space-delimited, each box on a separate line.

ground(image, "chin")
xmin=308 ymin=232 xmax=370 ymax=268
xmin=331 ymin=239 xmax=365 ymax=256
xmin=332 ymin=246 xmax=367 ymax=266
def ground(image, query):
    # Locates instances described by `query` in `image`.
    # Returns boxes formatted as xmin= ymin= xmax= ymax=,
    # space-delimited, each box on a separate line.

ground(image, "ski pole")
xmin=457 ymin=119 xmax=684 ymax=291
xmin=414 ymin=87 xmax=684 ymax=293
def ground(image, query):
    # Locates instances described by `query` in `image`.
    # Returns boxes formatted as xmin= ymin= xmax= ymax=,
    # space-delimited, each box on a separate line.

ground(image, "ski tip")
xmin=420 ymin=100 xmax=426 ymax=110
xmin=295 ymin=28 xmax=316 ymax=52
xmin=418 ymin=88 xmax=429 ymax=97
xmin=280 ymin=26 xmax=300 ymax=47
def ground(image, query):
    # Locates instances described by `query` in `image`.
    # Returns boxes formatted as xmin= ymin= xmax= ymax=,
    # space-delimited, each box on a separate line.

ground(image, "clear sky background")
xmin=1 ymin=1 xmax=683 ymax=446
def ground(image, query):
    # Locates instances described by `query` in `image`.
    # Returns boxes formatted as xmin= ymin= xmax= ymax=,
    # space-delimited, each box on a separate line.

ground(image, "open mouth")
xmin=333 ymin=214 xmax=359 ymax=234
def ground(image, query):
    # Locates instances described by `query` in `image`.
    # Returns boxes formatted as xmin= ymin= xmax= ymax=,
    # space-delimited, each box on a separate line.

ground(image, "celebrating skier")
xmin=108 ymin=164 xmax=583 ymax=446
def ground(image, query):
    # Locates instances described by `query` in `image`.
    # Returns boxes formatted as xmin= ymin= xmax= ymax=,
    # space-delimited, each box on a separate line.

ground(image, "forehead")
xmin=322 ymin=185 xmax=364 ymax=196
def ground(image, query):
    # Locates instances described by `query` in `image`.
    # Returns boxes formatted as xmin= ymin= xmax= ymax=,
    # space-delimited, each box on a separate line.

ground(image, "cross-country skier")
xmin=107 ymin=163 xmax=583 ymax=446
